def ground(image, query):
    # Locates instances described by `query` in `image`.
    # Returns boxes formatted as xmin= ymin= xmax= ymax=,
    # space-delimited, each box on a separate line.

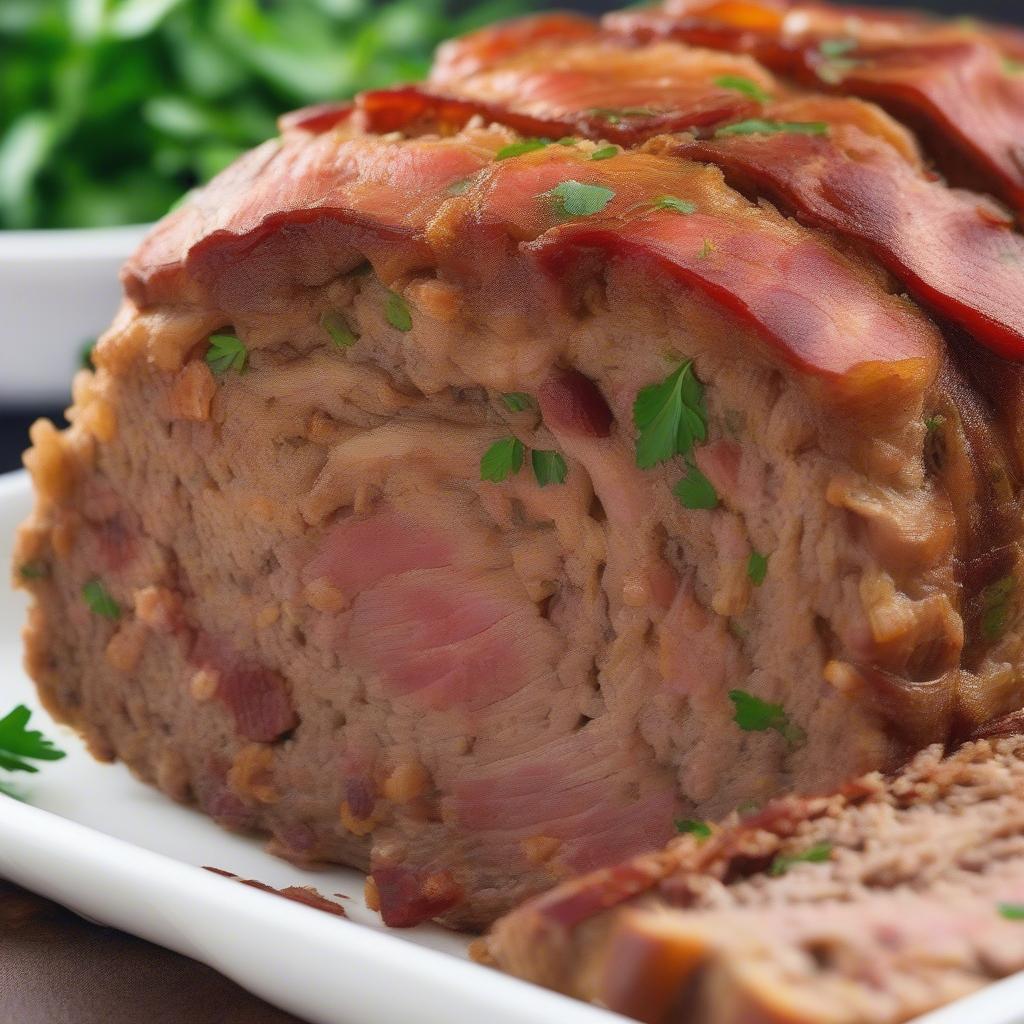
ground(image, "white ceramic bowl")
xmin=0 ymin=224 xmax=151 ymax=407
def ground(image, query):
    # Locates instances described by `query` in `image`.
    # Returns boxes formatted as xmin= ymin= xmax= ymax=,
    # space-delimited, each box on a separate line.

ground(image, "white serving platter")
xmin=0 ymin=468 xmax=1021 ymax=1024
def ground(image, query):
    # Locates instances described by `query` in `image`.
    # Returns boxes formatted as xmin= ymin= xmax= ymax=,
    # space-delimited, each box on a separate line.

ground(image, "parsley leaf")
xmin=674 ymin=461 xmax=718 ymax=510
xmin=715 ymin=119 xmax=828 ymax=138
xmin=584 ymin=106 xmax=660 ymax=125
xmin=19 ymin=562 xmax=48 ymax=581
xmin=556 ymin=137 xmax=578 ymax=146
xmin=633 ymin=361 xmax=708 ymax=470
xmin=674 ymin=818 xmax=712 ymax=840
xmin=205 ymin=333 xmax=247 ymax=375
xmin=531 ymin=449 xmax=568 ymax=487
xmin=924 ymin=414 xmax=945 ymax=434
xmin=747 ymin=551 xmax=768 ymax=586
xmin=653 ymin=195 xmax=697 ymax=215
xmin=729 ymin=689 xmax=805 ymax=748
xmin=80 ymin=338 xmax=97 ymax=370
xmin=714 ymin=75 xmax=771 ymax=103
xmin=481 ymin=437 xmax=524 ymax=482
xmin=770 ymin=842 xmax=833 ymax=877
xmin=999 ymin=903 xmax=1024 ymax=920
xmin=544 ymin=180 xmax=616 ymax=217
xmin=502 ymin=392 xmax=535 ymax=413
xmin=385 ymin=292 xmax=412 ymax=332
xmin=320 ymin=311 xmax=358 ymax=349
xmin=83 ymin=579 xmax=120 ymax=621
xmin=496 ymin=138 xmax=549 ymax=160
xmin=820 ymin=37 xmax=857 ymax=58
xmin=590 ymin=145 xmax=618 ymax=161
xmin=698 ymin=239 xmax=715 ymax=258
xmin=981 ymin=576 xmax=1016 ymax=641
xmin=0 ymin=705 xmax=66 ymax=774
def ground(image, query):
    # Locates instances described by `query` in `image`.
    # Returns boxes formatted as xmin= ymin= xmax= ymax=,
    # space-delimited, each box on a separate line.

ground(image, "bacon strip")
xmin=128 ymin=127 xmax=943 ymax=393
xmin=607 ymin=3 xmax=1024 ymax=214
xmin=676 ymin=128 xmax=1024 ymax=358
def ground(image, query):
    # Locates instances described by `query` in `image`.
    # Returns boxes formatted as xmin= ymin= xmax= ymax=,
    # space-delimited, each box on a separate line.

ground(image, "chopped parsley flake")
xmin=729 ymin=689 xmax=805 ymax=748
xmin=770 ymin=842 xmax=833 ymax=877
xmin=584 ymin=106 xmax=659 ymax=125
xmin=531 ymin=449 xmax=568 ymax=487
xmin=674 ymin=818 xmax=712 ymax=840
xmin=633 ymin=361 xmax=708 ymax=470
xmin=714 ymin=74 xmax=771 ymax=103
xmin=0 ymin=705 xmax=66 ymax=775
xmin=543 ymin=180 xmax=616 ymax=217
xmin=698 ymin=239 xmax=716 ymax=258
xmin=999 ymin=903 xmax=1024 ymax=920
xmin=320 ymin=311 xmax=358 ymax=349
xmin=716 ymin=119 xmax=828 ymax=138
xmin=981 ymin=576 xmax=1016 ymax=641
xmin=556 ymin=136 xmax=578 ymax=146
xmin=747 ymin=551 xmax=768 ymax=586
xmin=385 ymin=291 xmax=412 ymax=332
xmin=83 ymin=579 xmax=120 ymax=621
xmin=205 ymin=333 xmax=247 ymax=375
xmin=18 ymin=562 xmax=48 ymax=581
xmin=80 ymin=338 xmax=97 ymax=370
xmin=925 ymin=414 xmax=945 ymax=433
xmin=501 ymin=392 xmax=535 ymax=413
xmin=674 ymin=462 xmax=719 ymax=510
xmin=590 ymin=145 xmax=618 ymax=161
xmin=653 ymin=195 xmax=697 ymax=215
xmin=495 ymin=138 xmax=549 ymax=160
xmin=481 ymin=437 xmax=524 ymax=482
xmin=820 ymin=37 xmax=857 ymax=58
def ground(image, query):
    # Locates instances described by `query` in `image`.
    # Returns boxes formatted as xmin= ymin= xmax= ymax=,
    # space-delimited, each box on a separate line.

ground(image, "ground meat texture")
xmin=486 ymin=736 xmax=1024 ymax=1024
xmin=13 ymin=0 xmax=1024 ymax=931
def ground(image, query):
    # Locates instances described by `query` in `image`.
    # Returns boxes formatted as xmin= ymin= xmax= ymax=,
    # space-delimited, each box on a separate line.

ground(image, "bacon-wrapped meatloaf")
xmin=14 ymin=0 xmax=1024 ymax=929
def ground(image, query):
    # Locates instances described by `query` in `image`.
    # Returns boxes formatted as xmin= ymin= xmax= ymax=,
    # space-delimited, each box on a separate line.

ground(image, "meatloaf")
xmin=485 ymin=722 xmax=1024 ymax=1024
xmin=13 ymin=0 xmax=1024 ymax=929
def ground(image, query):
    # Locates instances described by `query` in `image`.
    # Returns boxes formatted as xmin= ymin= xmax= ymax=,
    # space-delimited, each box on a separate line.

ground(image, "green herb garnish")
xmin=747 ymin=551 xmax=768 ymax=586
xmin=0 ymin=705 xmax=65 ymax=775
xmin=925 ymin=414 xmax=945 ymax=433
xmin=770 ymin=842 xmax=833 ymax=877
xmin=715 ymin=119 xmax=828 ymax=138
xmin=481 ymin=437 xmax=524 ymax=482
xmin=320 ymin=311 xmax=358 ymax=349
xmin=531 ymin=449 xmax=567 ymax=487
xmin=633 ymin=361 xmax=707 ymax=469
xmin=590 ymin=145 xmax=618 ymax=161
xmin=556 ymin=137 xmax=578 ymax=146
xmin=674 ymin=462 xmax=719 ymax=510
xmin=698 ymin=239 xmax=715 ymax=258
xmin=80 ymin=338 xmax=97 ymax=370
xmin=999 ymin=903 xmax=1024 ymax=920
xmin=18 ymin=562 xmax=48 ymax=581
xmin=205 ymin=333 xmax=247 ymax=375
xmin=543 ymin=180 xmax=616 ymax=217
xmin=584 ymin=106 xmax=660 ymax=125
xmin=385 ymin=291 xmax=412 ymax=332
xmin=981 ymin=576 xmax=1016 ymax=641
xmin=495 ymin=138 xmax=549 ymax=160
xmin=83 ymin=579 xmax=120 ymax=620
xmin=502 ymin=392 xmax=535 ymax=413
xmin=652 ymin=195 xmax=696 ymax=215
xmin=714 ymin=75 xmax=771 ymax=103
xmin=820 ymin=37 xmax=857 ymax=58
xmin=674 ymin=818 xmax=712 ymax=840
xmin=447 ymin=177 xmax=475 ymax=196
xmin=729 ymin=689 xmax=805 ymax=748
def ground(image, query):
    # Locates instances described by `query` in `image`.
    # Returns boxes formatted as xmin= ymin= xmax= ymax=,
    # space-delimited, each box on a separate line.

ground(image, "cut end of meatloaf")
xmin=486 ymin=735 xmax=1024 ymax=1024
xmin=13 ymin=0 xmax=1024 ymax=930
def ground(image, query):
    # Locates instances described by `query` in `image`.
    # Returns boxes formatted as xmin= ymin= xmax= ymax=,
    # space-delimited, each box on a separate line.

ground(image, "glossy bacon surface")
xmin=608 ymin=1 xmax=1024 ymax=216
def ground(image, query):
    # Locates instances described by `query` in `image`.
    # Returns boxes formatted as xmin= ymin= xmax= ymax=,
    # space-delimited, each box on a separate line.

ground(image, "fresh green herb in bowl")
xmin=0 ymin=0 xmax=532 ymax=230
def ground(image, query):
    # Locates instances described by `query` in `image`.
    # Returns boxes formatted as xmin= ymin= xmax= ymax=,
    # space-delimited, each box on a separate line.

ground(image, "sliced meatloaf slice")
xmin=485 ymin=733 xmax=1024 ymax=1023
xmin=12 ymin=0 xmax=1024 ymax=930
